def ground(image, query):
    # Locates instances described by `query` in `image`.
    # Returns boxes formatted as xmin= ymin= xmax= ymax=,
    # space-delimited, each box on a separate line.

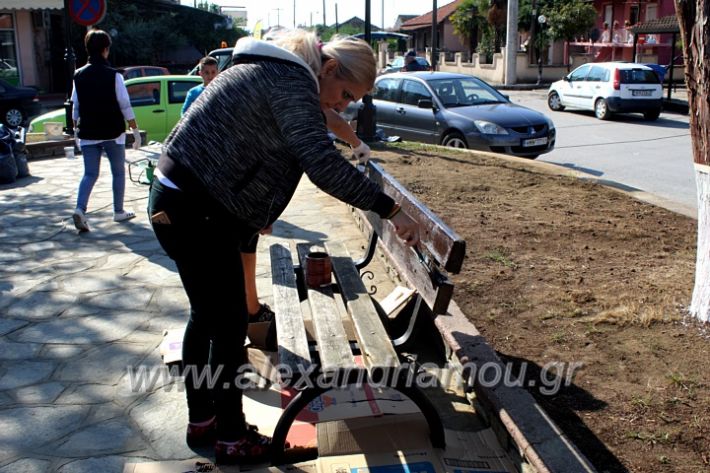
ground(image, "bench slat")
xmin=296 ymin=243 xmax=357 ymax=375
xmin=325 ymin=241 xmax=400 ymax=379
xmin=270 ymin=243 xmax=312 ymax=378
xmin=367 ymin=161 xmax=466 ymax=273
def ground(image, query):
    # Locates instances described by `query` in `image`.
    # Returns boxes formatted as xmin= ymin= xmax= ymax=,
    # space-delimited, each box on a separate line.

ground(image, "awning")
xmin=1 ymin=0 xmax=63 ymax=10
xmin=628 ymin=15 xmax=680 ymax=34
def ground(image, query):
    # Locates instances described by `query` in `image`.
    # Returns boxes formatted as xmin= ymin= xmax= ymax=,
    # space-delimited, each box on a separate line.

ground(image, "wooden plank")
xmin=367 ymin=161 xmax=466 ymax=274
xmin=296 ymin=243 xmax=357 ymax=376
xmin=358 ymin=209 xmax=455 ymax=315
xmin=325 ymin=241 xmax=400 ymax=381
xmin=269 ymin=243 xmax=311 ymax=383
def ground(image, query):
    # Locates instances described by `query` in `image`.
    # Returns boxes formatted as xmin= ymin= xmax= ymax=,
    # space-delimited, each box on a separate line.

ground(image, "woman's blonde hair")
xmin=275 ymin=30 xmax=376 ymax=90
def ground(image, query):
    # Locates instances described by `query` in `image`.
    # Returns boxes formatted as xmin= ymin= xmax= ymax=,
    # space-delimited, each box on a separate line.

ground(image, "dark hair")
xmin=199 ymin=56 xmax=218 ymax=69
xmin=85 ymin=29 xmax=111 ymax=57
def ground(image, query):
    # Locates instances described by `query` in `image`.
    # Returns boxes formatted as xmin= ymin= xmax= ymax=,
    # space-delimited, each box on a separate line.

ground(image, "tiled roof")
xmin=400 ymin=0 xmax=465 ymax=31
xmin=628 ymin=15 xmax=680 ymax=34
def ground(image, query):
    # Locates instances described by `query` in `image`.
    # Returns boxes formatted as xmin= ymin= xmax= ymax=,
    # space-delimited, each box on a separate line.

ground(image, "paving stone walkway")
xmin=0 ymin=147 xmax=393 ymax=472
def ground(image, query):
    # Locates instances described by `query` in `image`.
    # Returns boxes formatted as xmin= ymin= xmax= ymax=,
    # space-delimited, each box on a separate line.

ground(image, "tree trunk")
xmin=676 ymin=0 xmax=710 ymax=322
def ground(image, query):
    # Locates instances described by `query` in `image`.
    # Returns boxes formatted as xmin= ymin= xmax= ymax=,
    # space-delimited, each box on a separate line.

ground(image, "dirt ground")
xmin=369 ymin=142 xmax=710 ymax=473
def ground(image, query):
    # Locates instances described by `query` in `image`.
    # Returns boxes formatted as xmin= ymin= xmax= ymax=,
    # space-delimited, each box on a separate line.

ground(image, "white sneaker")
xmin=113 ymin=210 xmax=136 ymax=222
xmin=72 ymin=208 xmax=90 ymax=232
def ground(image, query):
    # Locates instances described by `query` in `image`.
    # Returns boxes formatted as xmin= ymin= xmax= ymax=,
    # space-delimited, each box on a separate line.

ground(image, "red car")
xmin=118 ymin=66 xmax=170 ymax=80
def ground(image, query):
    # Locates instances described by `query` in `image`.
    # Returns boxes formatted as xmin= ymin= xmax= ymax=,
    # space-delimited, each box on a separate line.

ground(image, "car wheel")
xmin=594 ymin=98 xmax=611 ymax=120
xmin=547 ymin=92 xmax=565 ymax=111
xmin=442 ymin=132 xmax=467 ymax=148
xmin=643 ymin=109 xmax=661 ymax=121
xmin=3 ymin=107 xmax=24 ymax=128
xmin=523 ymin=154 xmax=540 ymax=160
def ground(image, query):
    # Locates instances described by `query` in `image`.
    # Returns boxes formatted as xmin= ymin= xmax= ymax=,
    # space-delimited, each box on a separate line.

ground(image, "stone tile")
xmin=0 ymin=318 xmax=29 ymax=336
xmin=41 ymin=344 xmax=86 ymax=359
xmin=54 ymin=343 xmax=149 ymax=384
xmin=6 ymin=292 xmax=78 ymax=320
xmin=0 ymin=406 xmax=86 ymax=461
xmin=55 ymin=383 xmax=121 ymax=405
xmin=129 ymin=389 xmax=195 ymax=459
xmin=0 ymin=360 xmax=55 ymax=390
xmin=0 ymin=341 xmax=41 ymax=360
xmin=15 ymin=311 xmax=148 ymax=344
xmin=57 ymin=455 xmax=153 ymax=473
xmin=84 ymin=287 xmax=154 ymax=311
xmin=14 ymin=382 xmax=65 ymax=404
xmin=55 ymin=419 xmax=144 ymax=456
xmin=0 ymin=458 xmax=52 ymax=473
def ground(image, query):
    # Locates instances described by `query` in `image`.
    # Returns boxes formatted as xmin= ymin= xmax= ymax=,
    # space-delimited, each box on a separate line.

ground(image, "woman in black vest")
xmin=71 ymin=28 xmax=141 ymax=232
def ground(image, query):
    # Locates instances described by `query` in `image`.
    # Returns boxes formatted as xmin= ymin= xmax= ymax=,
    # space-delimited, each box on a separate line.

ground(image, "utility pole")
xmin=382 ymin=0 xmax=384 ymax=29
xmin=322 ymin=0 xmax=326 ymax=27
xmin=63 ymin=0 xmax=76 ymax=136
xmin=357 ymin=0 xmax=376 ymax=143
xmin=431 ymin=0 xmax=438 ymax=71
xmin=335 ymin=3 xmax=339 ymax=33
xmin=274 ymin=7 xmax=283 ymax=27
xmin=505 ymin=0 xmax=518 ymax=84
xmin=293 ymin=0 xmax=296 ymax=28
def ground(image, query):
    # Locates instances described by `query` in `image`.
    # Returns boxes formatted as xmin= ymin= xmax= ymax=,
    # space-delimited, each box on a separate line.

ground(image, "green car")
xmin=29 ymin=75 xmax=202 ymax=142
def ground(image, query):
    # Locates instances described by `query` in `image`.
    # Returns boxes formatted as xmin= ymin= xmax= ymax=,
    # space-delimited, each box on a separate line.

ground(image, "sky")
xmin=179 ymin=0 xmax=455 ymax=32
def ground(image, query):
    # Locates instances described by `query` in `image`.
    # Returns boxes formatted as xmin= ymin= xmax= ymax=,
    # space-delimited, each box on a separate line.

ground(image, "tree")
xmin=544 ymin=0 xmax=596 ymax=42
xmin=450 ymin=0 xmax=486 ymax=57
xmin=675 ymin=0 xmax=710 ymax=323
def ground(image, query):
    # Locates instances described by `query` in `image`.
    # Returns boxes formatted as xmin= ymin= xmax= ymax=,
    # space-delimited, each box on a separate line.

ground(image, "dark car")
xmin=0 ymin=78 xmax=40 ymax=128
xmin=188 ymin=48 xmax=235 ymax=74
xmin=345 ymin=72 xmax=555 ymax=159
xmin=380 ymin=56 xmax=431 ymax=75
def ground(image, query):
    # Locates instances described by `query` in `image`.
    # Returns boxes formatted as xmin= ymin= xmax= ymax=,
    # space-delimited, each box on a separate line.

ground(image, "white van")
xmin=547 ymin=62 xmax=663 ymax=120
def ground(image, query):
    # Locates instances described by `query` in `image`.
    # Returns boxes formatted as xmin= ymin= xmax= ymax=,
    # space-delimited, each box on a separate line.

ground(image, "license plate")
xmin=522 ymin=137 xmax=548 ymax=147
xmin=632 ymin=89 xmax=653 ymax=97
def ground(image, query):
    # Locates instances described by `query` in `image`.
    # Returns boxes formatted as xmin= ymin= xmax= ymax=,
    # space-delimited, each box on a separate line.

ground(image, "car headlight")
xmin=474 ymin=120 xmax=508 ymax=135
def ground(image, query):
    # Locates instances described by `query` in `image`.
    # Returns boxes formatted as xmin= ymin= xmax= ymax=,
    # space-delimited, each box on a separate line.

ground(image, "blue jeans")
xmin=76 ymin=140 xmax=126 ymax=213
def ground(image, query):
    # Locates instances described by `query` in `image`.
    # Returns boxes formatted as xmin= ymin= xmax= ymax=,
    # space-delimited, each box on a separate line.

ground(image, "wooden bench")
xmin=268 ymin=161 xmax=466 ymax=465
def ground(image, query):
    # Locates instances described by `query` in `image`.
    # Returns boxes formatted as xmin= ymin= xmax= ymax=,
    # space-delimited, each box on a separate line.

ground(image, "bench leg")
xmin=270 ymin=386 xmax=329 ymax=466
xmin=395 ymin=381 xmax=446 ymax=449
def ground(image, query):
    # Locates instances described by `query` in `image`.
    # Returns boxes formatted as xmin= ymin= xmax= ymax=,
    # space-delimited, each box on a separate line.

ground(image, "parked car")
xmin=119 ymin=66 xmax=170 ymax=80
xmin=0 ymin=78 xmax=40 ymax=128
xmin=547 ymin=62 xmax=663 ymax=121
xmin=380 ymin=56 xmax=431 ymax=75
xmin=188 ymin=47 xmax=234 ymax=74
xmin=345 ymin=72 xmax=555 ymax=159
xmin=29 ymin=75 xmax=202 ymax=142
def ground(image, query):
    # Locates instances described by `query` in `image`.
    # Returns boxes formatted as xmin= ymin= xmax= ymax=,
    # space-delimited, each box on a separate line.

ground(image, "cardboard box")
xmin=123 ymin=459 xmax=239 ymax=473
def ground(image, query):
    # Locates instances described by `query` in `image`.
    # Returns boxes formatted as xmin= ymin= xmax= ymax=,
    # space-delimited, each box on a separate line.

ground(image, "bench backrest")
xmin=358 ymin=162 xmax=466 ymax=315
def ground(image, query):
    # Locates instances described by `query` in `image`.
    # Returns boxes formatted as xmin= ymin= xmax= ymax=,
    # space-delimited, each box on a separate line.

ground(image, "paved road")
xmin=505 ymin=89 xmax=696 ymax=215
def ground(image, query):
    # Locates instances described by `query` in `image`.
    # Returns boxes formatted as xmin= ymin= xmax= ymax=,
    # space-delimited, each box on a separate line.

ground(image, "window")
xmin=390 ymin=57 xmax=404 ymax=68
xmin=587 ymin=66 xmax=606 ymax=82
xmin=569 ymin=64 xmax=591 ymax=81
xmin=621 ymin=69 xmax=660 ymax=84
xmin=0 ymin=13 xmax=19 ymax=86
xmin=124 ymin=69 xmax=142 ymax=79
xmin=144 ymin=67 xmax=166 ymax=77
xmin=128 ymin=82 xmax=161 ymax=107
xmin=400 ymin=80 xmax=431 ymax=106
xmin=373 ymin=78 xmax=400 ymax=102
xmin=169 ymin=80 xmax=197 ymax=104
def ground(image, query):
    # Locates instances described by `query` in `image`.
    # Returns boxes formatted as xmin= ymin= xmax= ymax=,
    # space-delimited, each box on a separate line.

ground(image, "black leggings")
xmin=148 ymin=179 xmax=252 ymax=441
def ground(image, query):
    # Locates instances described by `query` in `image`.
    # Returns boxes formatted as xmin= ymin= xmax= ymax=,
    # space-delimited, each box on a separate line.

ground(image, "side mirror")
xmin=417 ymin=99 xmax=434 ymax=109
xmin=565 ymin=75 xmax=573 ymax=82
xmin=502 ymin=94 xmax=510 ymax=101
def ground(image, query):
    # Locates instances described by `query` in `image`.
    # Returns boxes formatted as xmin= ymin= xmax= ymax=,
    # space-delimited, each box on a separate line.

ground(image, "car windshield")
xmin=428 ymin=77 xmax=506 ymax=108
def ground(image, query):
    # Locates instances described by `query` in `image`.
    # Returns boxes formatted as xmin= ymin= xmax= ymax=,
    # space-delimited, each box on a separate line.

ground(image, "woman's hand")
xmin=351 ymin=141 xmax=371 ymax=164
xmin=390 ymin=210 xmax=419 ymax=247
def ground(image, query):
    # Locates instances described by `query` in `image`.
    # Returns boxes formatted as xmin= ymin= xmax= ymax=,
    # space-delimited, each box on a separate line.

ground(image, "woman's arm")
xmin=323 ymin=108 xmax=371 ymax=163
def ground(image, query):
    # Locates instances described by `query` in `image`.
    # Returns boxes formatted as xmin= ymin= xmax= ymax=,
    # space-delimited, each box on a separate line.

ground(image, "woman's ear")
xmin=321 ymin=59 xmax=338 ymax=77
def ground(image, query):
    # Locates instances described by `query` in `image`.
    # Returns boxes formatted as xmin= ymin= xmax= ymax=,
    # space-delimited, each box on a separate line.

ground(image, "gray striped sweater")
xmin=163 ymin=39 xmax=393 ymax=231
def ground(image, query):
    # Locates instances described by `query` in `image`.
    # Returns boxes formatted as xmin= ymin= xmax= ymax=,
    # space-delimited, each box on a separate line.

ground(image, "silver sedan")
xmin=347 ymin=72 xmax=556 ymax=159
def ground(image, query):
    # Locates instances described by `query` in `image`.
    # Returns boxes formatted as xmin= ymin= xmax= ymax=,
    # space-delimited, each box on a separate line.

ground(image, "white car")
xmin=547 ymin=62 xmax=663 ymax=120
